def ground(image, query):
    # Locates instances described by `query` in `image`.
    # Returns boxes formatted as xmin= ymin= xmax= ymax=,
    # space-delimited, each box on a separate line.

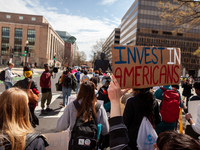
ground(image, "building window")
xmin=163 ymin=31 xmax=172 ymax=35
xmin=31 ymin=17 xmax=36 ymax=21
xmin=6 ymin=15 xmax=11 ymax=19
xmin=19 ymin=16 xmax=23 ymax=20
xmin=27 ymin=30 xmax=35 ymax=52
xmin=1 ymin=27 xmax=10 ymax=56
xmin=14 ymin=28 xmax=23 ymax=57
xmin=152 ymin=30 xmax=158 ymax=34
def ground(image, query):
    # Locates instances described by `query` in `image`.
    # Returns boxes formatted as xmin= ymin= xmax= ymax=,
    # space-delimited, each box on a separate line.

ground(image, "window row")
xmin=6 ymin=15 xmax=36 ymax=21
xmin=136 ymin=37 xmax=200 ymax=48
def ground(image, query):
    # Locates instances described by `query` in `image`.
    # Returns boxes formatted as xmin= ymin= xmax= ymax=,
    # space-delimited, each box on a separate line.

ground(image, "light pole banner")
xmin=112 ymin=45 xmax=181 ymax=89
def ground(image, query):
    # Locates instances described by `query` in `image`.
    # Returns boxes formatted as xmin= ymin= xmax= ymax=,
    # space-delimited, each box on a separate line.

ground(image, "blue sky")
xmin=0 ymin=0 xmax=134 ymax=60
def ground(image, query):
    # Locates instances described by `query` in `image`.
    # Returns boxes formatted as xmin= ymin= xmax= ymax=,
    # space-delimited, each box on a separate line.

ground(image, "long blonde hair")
xmin=0 ymin=88 xmax=33 ymax=150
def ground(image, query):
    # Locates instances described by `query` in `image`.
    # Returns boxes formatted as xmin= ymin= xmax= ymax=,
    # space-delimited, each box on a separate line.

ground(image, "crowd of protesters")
xmin=1 ymin=63 xmax=200 ymax=150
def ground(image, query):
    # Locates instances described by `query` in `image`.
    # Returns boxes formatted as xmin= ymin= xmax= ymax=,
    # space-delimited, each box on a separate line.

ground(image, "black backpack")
xmin=0 ymin=69 xmax=7 ymax=81
xmin=63 ymin=74 xmax=72 ymax=88
xmin=69 ymin=101 xmax=101 ymax=150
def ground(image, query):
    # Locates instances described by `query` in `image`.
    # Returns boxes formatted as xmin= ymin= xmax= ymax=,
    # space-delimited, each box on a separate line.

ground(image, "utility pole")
xmin=25 ymin=40 xmax=29 ymax=66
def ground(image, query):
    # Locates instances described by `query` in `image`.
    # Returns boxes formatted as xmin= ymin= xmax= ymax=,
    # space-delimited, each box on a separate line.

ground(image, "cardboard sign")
xmin=112 ymin=45 xmax=181 ymax=89
xmin=44 ymin=131 xmax=69 ymax=150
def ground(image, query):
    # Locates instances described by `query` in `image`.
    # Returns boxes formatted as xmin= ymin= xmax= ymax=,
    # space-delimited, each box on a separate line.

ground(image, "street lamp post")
xmin=25 ymin=40 xmax=29 ymax=66
xmin=93 ymin=52 xmax=96 ymax=68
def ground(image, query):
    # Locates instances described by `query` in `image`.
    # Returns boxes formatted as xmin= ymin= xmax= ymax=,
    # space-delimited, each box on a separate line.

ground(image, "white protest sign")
xmin=44 ymin=131 xmax=69 ymax=150
xmin=188 ymin=101 xmax=200 ymax=122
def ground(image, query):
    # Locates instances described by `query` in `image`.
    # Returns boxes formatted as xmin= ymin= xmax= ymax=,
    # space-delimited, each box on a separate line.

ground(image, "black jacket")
xmin=123 ymin=94 xmax=161 ymax=150
xmin=182 ymin=83 xmax=192 ymax=96
xmin=14 ymin=78 xmax=39 ymax=128
xmin=14 ymin=78 xmax=38 ymax=91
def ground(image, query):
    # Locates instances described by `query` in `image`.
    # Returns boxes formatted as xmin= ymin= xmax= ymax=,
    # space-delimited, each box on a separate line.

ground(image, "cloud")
xmin=47 ymin=7 xmax=57 ymax=10
xmin=101 ymin=0 xmax=118 ymax=5
xmin=104 ymin=9 xmax=108 ymax=13
xmin=0 ymin=0 xmax=120 ymax=60
xmin=64 ymin=8 xmax=69 ymax=13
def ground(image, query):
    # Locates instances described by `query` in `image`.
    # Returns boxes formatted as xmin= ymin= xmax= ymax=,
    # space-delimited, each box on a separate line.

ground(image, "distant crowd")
xmin=0 ymin=63 xmax=200 ymax=150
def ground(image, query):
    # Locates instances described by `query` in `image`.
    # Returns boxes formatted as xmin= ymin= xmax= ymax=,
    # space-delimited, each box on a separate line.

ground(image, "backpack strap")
xmin=25 ymin=133 xmax=40 ymax=149
xmin=95 ymin=102 xmax=101 ymax=113
xmin=160 ymin=87 xmax=167 ymax=92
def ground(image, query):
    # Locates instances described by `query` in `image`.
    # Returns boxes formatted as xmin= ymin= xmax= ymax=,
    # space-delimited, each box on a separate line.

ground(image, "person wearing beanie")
xmin=14 ymin=66 xmax=39 ymax=128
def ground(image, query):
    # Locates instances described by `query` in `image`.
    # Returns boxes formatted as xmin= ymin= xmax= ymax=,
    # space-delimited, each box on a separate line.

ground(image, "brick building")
xmin=0 ymin=11 xmax=65 ymax=67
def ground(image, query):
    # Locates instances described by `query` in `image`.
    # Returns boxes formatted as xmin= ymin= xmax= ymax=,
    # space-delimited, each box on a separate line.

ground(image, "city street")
xmin=0 ymin=71 xmax=73 ymax=134
xmin=0 ymin=69 xmax=194 ymax=134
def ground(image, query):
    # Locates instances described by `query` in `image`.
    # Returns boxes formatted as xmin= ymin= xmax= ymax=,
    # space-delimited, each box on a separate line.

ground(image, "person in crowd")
xmin=97 ymin=76 xmax=112 ymax=114
xmin=94 ymin=70 xmax=100 ymax=83
xmin=107 ymin=75 xmax=200 ymax=150
xmin=81 ymin=70 xmax=90 ymax=82
xmin=60 ymin=67 xmax=73 ymax=107
xmin=90 ymin=76 xmax=99 ymax=95
xmin=0 ymin=88 xmax=49 ymax=150
xmin=40 ymin=64 xmax=53 ymax=114
xmin=3 ymin=63 xmax=17 ymax=90
xmin=123 ymin=86 xmax=161 ymax=149
xmin=14 ymin=66 xmax=39 ymax=128
xmin=185 ymin=82 xmax=200 ymax=139
xmin=121 ymin=88 xmax=136 ymax=105
xmin=189 ymin=76 xmax=194 ymax=86
xmin=154 ymin=131 xmax=200 ymax=150
xmin=56 ymin=81 xmax=109 ymax=138
xmin=75 ymin=68 xmax=81 ymax=94
xmin=189 ymin=81 xmax=200 ymax=101
xmin=182 ymin=79 xmax=193 ymax=107
xmin=99 ymin=68 xmax=103 ymax=76
xmin=102 ymin=71 xmax=110 ymax=81
xmin=154 ymin=85 xmax=183 ymax=135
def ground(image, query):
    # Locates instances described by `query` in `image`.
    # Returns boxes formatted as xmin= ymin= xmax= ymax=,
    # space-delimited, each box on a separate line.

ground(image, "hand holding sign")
xmin=112 ymin=45 xmax=181 ymax=89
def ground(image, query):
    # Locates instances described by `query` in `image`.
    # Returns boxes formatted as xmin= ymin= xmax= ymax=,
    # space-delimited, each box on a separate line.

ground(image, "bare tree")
xmin=74 ymin=51 xmax=87 ymax=66
xmin=90 ymin=39 xmax=105 ymax=60
xmin=158 ymin=0 xmax=200 ymax=32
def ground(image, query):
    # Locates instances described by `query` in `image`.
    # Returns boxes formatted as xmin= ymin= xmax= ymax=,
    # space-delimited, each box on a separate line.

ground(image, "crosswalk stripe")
xmin=35 ymin=93 xmax=61 ymax=118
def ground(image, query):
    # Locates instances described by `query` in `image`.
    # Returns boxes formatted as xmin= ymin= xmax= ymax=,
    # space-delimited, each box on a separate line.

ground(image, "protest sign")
xmin=112 ymin=45 xmax=181 ymax=89
xmin=45 ymin=130 xmax=69 ymax=150
xmin=188 ymin=101 xmax=200 ymax=123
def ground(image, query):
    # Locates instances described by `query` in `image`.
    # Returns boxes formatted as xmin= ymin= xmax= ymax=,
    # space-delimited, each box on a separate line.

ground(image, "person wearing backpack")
xmin=56 ymin=81 xmax=109 ymax=150
xmin=123 ymin=86 xmax=161 ymax=150
xmin=0 ymin=88 xmax=49 ymax=150
xmin=154 ymin=85 xmax=183 ymax=135
xmin=2 ymin=63 xmax=17 ymax=90
xmin=81 ymin=70 xmax=90 ymax=82
xmin=14 ymin=66 xmax=39 ymax=128
xmin=60 ymin=67 xmax=75 ymax=107
xmin=75 ymin=68 xmax=81 ymax=94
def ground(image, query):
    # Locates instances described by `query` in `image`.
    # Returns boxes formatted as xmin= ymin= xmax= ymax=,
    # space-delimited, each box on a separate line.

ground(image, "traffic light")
xmin=24 ymin=47 xmax=29 ymax=54
xmin=24 ymin=46 xmax=27 ymax=53
xmin=53 ymin=56 xmax=55 ymax=60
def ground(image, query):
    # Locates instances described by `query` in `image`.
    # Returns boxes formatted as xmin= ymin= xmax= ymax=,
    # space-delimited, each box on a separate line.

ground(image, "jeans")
xmin=62 ymin=86 xmax=72 ymax=106
xmin=4 ymin=81 xmax=13 ymax=90
xmin=76 ymin=82 xmax=80 ymax=94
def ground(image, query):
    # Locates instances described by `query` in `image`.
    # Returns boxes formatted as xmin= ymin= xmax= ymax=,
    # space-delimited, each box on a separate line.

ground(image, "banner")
xmin=112 ymin=45 xmax=181 ymax=89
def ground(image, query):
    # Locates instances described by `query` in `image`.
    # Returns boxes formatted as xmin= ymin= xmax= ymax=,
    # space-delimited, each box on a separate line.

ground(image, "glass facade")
xmin=27 ymin=29 xmax=35 ymax=57
xmin=1 ymin=27 xmax=10 ymax=56
xmin=14 ymin=28 xmax=23 ymax=57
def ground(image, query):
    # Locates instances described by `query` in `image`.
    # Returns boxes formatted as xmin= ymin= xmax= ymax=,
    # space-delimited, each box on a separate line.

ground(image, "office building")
xmin=0 ymin=12 xmax=65 ymax=67
xmin=56 ymin=31 xmax=76 ymax=67
xmin=102 ymin=28 xmax=120 ymax=62
xmin=120 ymin=0 xmax=200 ymax=76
